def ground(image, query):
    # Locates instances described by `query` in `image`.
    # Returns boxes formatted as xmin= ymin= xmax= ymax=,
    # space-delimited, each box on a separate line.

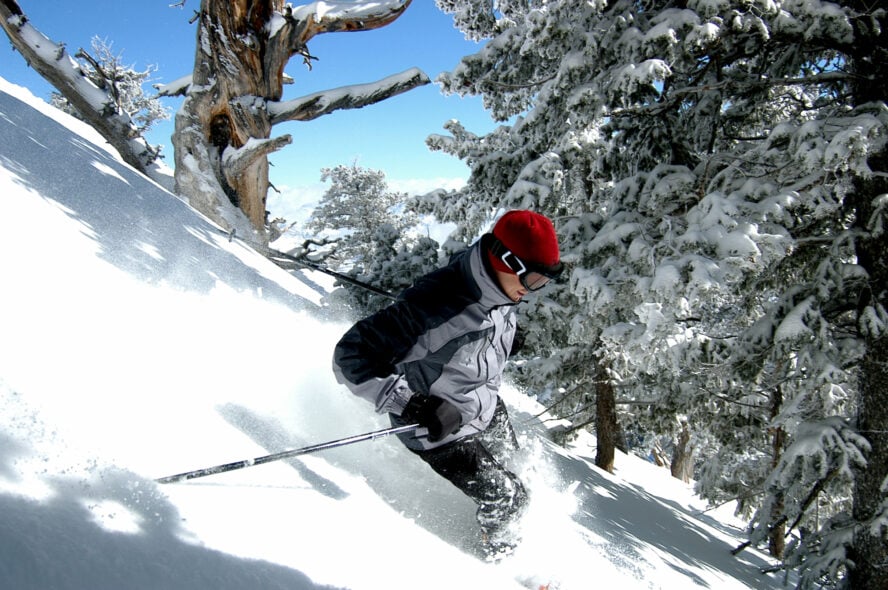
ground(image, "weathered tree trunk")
xmin=595 ymin=362 xmax=617 ymax=473
xmin=1 ymin=0 xmax=429 ymax=244
xmin=670 ymin=420 xmax=693 ymax=484
xmin=768 ymin=387 xmax=786 ymax=559
xmin=846 ymin=6 xmax=888 ymax=586
xmin=174 ymin=0 xmax=429 ymax=243
xmin=174 ymin=0 xmax=280 ymax=238
xmin=848 ymin=171 xmax=888 ymax=589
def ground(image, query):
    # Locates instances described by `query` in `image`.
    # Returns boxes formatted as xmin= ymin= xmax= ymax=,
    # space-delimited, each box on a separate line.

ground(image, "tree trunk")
xmin=595 ymin=362 xmax=617 ymax=473
xmin=768 ymin=387 xmax=786 ymax=559
xmin=173 ymin=0 xmax=427 ymax=243
xmin=851 ymin=335 xmax=888 ymax=589
xmin=849 ymin=215 xmax=888 ymax=588
xmin=846 ymin=6 xmax=888 ymax=586
xmin=174 ymin=0 xmax=278 ymax=239
xmin=670 ymin=420 xmax=693 ymax=483
xmin=2 ymin=0 xmax=428 ymax=244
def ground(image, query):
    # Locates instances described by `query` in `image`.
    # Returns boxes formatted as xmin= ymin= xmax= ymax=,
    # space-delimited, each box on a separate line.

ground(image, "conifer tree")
xmin=307 ymin=164 xmax=438 ymax=315
xmin=307 ymin=164 xmax=414 ymax=266
xmin=428 ymin=1 xmax=886 ymax=584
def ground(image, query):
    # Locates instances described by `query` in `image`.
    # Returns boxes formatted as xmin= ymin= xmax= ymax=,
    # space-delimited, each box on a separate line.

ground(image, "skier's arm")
xmin=332 ymin=297 xmax=431 ymax=415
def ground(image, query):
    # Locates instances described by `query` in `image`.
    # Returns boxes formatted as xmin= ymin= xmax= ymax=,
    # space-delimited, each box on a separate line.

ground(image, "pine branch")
xmin=694 ymin=489 xmax=765 ymax=517
xmin=731 ymin=468 xmax=839 ymax=556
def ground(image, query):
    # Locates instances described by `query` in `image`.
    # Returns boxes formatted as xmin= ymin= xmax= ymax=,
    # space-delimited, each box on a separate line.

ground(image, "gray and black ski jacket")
xmin=332 ymin=235 xmax=518 ymax=450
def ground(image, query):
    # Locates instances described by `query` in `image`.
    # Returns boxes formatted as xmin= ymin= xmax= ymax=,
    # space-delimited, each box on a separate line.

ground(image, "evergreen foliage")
xmin=307 ymin=164 xmax=440 ymax=315
xmin=424 ymin=1 xmax=887 ymax=586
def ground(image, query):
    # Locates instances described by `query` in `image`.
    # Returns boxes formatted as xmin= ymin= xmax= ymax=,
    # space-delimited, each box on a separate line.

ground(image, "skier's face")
xmin=494 ymin=269 xmax=528 ymax=302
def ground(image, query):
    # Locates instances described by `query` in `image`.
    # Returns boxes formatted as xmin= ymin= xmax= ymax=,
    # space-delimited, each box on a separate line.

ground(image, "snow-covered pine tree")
xmin=307 ymin=164 xmax=417 ymax=267
xmin=343 ymin=228 xmax=442 ymax=315
xmin=307 ymin=164 xmax=439 ymax=315
xmin=426 ymin=1 xmax=886 ymax=585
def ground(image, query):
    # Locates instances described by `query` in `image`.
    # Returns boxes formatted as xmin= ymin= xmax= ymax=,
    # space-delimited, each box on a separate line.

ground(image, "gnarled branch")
xmin=222 ymin=135 xmax=292 ymax=179
xmin=267 ymin=67 xmax=430 ymax=125
xmin=0 ymin=0 xmax=159 ymax=173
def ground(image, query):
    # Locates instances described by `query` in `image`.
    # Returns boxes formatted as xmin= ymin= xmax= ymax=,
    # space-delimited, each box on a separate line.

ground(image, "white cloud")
xmin=266 ymin=182 xmax=327 ymax=226
xmin=267 ymin=176 xmax=468 ymax=228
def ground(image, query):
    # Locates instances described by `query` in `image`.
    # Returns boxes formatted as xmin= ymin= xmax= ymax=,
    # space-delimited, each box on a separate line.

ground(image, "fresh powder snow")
xmin=0 ymin=76 xmax=789 ymax=589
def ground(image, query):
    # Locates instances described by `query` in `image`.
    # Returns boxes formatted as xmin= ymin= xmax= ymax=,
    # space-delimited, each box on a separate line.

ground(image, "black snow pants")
xmin=409 ymin=396 xmax=528 ymax=534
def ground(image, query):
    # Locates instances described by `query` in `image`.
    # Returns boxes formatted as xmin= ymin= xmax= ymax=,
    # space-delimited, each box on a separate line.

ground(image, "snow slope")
xmin=0 ymin=77 xmax=786 ymax=590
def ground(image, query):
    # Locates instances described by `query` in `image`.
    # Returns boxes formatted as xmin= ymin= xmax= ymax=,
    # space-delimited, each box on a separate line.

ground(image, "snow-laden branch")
xmin=264 ymin=0 xmax=413 ymax=80
xmin=266 ymin=67 xmax=430 ymax=125
xmin=221 ymin=135 xmax=292 ymax=178
xmin=288 ymin=0 xmax=412 ymax=39
xmin=610 ymin=71 xmax=864 ymax=120
xmin=154 ymin=74 xmax=192 ymax=97
xmin=0 ymin=0 xmax=161 ymax=177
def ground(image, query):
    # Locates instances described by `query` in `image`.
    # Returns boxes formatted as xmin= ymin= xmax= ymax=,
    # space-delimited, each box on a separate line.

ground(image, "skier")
xmin=332 ymin=210 xmax=563 ymax=557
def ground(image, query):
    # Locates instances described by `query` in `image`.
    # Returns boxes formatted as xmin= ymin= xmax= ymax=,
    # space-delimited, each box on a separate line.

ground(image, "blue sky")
xmin=1 ymin=1 xmax=496 ymax=219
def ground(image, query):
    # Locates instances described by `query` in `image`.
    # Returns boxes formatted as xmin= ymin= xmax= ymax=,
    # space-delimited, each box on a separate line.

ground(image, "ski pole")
xmin=155 ymin=423 xmax=419 ymax=484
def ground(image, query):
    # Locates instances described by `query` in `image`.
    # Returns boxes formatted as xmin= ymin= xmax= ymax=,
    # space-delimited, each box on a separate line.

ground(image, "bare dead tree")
xmin=0 ymin=0 xmax=430 ymax=244
xmin=167 ymin=0 xmax=429 ymax=242
xmin=0 ymin=0 xmax=165 ymax=179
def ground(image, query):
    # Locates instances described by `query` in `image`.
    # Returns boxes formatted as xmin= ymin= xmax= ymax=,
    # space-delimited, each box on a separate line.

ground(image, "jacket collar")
xmin=467 ymin=236 xmax=516 ymax=308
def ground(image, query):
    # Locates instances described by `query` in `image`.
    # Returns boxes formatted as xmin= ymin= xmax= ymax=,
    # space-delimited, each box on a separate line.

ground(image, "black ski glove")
xmin=402 ymin=395 xmax=462 ymax=443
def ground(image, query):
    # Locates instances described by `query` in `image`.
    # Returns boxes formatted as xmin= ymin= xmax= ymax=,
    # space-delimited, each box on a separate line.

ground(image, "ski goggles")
xmin=491 ymin=239 xmax=564 ymax=291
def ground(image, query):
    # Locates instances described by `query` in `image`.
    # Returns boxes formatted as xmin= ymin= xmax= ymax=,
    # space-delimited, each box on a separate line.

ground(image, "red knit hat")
xmin=488 ymin=210 xmax=560 ymax=274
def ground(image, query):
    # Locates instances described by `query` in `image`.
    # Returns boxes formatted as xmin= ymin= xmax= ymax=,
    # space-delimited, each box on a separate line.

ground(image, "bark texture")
xmin=670 ymin=420 xmax=693 ymax=484
xmin=595 ymin=363 xmax=617 ymax=474
xmin=174 ymin=0 xmax=428 ymax=241
xmin=846 ymin=4 xmax=888 ymax=586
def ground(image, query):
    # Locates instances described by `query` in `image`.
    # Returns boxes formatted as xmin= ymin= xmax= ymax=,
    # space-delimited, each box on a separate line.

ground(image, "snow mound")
xmin=0 ymin=76 xmax=783 ymax=589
